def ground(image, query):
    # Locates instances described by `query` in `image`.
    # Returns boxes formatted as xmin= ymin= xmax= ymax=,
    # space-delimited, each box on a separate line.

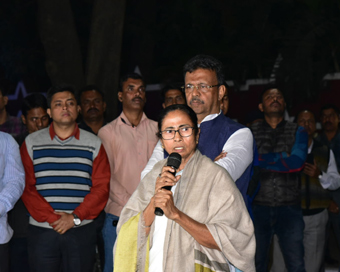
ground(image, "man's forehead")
xmin=27 ymin=107 xmax=48 ymax=115
xmin=52 ymin=91 xmax=76 ymax=101
xmin=184 ymin=68 xmax=217 ymax=82
xmin=322 ymin=108 xmax=337 ymax=115
xmin=165 ymin=89 xmax=183 ymax=97
xmin=298 ymin=111 xmax=314 ymax=121
xmin=263 ymin=88 xmax=282 ymax=96
xmin=124 ymin=78 xmax=144 ymax=87
xmin=81 ymin=90 xmax=103 ymax=99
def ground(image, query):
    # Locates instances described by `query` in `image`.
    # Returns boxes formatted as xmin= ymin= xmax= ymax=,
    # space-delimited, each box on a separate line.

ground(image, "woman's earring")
xmin=161 ymin=144 xmax=164 ymax=149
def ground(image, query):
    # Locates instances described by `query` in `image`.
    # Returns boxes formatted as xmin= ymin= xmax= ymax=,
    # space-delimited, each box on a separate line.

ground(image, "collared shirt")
xmin=20 ymin=122 xmax=110 ymax=224
xmin=98 ymin=112 xmax=158 ymax=216
xmin=141 ymin=111 xmax=253 ymax=182
xmin=0 ymin=132 xmax=25 ymax=244
xmin=0 ymin=115 xmax=25 ymax=141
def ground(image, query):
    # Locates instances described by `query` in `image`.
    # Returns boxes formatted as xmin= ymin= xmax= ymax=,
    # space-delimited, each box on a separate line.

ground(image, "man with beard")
xmin=316 ymin=104 xmax=340 ymax=268
xmin=250 ymin=86 xmax=308 ymax=271
xmin=98 ymin=73 xmax=158 ymax=272
xmin=78 ymin=85 xmax=107 ymax=135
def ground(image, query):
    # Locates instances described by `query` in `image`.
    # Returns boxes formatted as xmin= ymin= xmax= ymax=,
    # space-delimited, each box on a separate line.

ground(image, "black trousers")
xmin=27 ymin=223 xmax=96 ymax=272
xmin=0 ymin=242 xmax=9 ymax=272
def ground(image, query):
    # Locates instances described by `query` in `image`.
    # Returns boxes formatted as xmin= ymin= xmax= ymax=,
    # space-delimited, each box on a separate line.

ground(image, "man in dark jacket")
xmin=250 ymin=86 xmax=308 ymax=272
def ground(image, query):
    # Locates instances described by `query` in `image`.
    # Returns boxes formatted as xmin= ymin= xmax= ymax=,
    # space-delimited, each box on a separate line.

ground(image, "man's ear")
xmin=21 ymin=115 xmax=27 ymax=125
xmin=118 ymin=92 xmax=123 ymax=102
xmin=258 ymin=103 xmax=264 ymax=112
xmin=162 ymin=103 xmax=166 ymax=109
xmin=218 ymin=85 xmax=226 ymax=101
xmin=103 ymin=102 xmax=107 ymax=112
xmin=47 ymin=108 xmax=52 ymax=118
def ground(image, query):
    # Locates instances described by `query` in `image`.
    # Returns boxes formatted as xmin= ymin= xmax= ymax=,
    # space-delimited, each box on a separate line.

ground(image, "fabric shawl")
xmin=114 ymin=150 xmax=256 ymax=272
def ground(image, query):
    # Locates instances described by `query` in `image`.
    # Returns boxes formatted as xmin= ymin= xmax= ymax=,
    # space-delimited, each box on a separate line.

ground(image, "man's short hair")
xmin=320 ymin=104 xmax=340 ymax=116
xmin=160 ymin=83 xmax=185 ymax=102
xmin=46 ymin=84 xmax=76 ymax=108
xmin=259 ymin=84 xmax=283 ymax=103
xmin=77 ymin=85 xmax=105 ymax=104
xmin=22 ymin=93 xmax=48 ymax=117
xmin=183 ymin=55 xmax=226 ymax=86
xmin=119 ymin=73 xmax=145 ymax=91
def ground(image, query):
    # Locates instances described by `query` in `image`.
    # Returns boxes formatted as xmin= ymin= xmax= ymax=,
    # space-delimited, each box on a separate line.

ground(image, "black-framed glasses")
xmin=160 ymin=127 xmax=195 ymax=140
xmin=181 ymin=84 xmax=220 ymax=93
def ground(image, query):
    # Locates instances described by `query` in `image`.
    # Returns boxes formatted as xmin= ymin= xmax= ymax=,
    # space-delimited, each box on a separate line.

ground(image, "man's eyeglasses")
xmin=159 ymin=127 xmax=195 ymax=140
xmin=181 ymin=84 xmax=220 ymax=93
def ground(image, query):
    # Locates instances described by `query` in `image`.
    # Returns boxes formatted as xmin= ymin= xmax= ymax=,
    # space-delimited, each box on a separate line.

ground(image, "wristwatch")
xmin=72 ymin=213 xmax=81 ymax=226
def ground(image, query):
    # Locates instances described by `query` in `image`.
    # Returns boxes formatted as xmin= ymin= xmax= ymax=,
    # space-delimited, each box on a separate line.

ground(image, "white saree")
xmin=114 ymin=150 xmax=255 ymax=272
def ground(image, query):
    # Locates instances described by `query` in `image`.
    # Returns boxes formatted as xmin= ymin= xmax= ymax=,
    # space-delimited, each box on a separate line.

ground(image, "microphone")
xmin=155 ymin=152 xmax=182 ymax=216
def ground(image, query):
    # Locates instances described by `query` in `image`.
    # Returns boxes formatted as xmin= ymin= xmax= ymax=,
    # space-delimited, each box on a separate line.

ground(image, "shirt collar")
xmin=198 ymin=111 xmax=222 ymax=127
xmin=118 ymin=111 xmax=147 ymax=127
xmin=49 ymin=122 xmax=80 ymax=140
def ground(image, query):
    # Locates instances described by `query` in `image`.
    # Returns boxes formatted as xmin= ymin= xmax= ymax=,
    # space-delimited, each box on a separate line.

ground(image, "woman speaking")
xmin=114 ymin=104 xmax=255 ymax=272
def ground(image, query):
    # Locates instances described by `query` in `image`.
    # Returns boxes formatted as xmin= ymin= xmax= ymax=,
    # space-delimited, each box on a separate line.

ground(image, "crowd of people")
xmin=0 ymin=54 xmax=339 ymax=272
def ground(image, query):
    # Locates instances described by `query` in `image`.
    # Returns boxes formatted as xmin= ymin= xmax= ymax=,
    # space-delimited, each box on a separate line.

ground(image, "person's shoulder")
xmin=98 ymin=117 xmax=120 ymax=134
xmin=250 ymin=119 xmax=264 ymax=130
xmin=0 ymin=131 xmax=17 ymax=146
xmin=26 ymin=127 xmax=49 ymax=140
xmin=79 ymin=128 xmax=100 ymax=139
xmin=223 ymin=115 xmax=245 ymax=128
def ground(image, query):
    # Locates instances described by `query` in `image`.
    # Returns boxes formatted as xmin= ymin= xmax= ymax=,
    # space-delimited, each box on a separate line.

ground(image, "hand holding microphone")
xmin=155 ymin=153 xmax=182 ymax=216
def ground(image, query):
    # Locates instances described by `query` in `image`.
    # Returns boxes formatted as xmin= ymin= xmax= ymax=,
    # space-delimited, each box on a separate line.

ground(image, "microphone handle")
xmin=154 ymin=169 xmax=175 ymax=216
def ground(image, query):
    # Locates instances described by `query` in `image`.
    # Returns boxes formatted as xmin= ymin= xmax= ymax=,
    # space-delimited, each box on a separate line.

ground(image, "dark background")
xmin=1 ymin=0 xmax=340 ymax=122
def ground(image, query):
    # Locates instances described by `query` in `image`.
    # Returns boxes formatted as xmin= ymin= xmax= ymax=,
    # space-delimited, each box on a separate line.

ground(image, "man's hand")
xmin=303 ymin=159 xmax=321 ymax=178
xmin=214 ymin=151 xmax=227 ymax=162
xmin=328 ymin=200 xmax=339 ymax=214
xmin=50 ymin=212 xmax=74 ymax=235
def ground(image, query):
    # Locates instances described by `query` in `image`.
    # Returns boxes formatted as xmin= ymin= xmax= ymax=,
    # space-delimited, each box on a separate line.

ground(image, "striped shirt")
xmin=0 ymin=132 xmax=25 ymax=243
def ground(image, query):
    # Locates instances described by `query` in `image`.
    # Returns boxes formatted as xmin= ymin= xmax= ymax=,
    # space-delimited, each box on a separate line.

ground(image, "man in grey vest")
xmin=250 ymin=86 xmax=308 ymax=272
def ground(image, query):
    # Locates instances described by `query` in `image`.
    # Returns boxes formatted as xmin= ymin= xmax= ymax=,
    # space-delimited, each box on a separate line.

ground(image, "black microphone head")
xmin=167 ymin=152 xmax=182 ymax=170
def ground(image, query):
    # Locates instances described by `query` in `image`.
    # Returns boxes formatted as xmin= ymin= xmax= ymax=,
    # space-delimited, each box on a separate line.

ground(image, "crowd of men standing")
xmin=0 ymin=54 xmax=340 ymax=272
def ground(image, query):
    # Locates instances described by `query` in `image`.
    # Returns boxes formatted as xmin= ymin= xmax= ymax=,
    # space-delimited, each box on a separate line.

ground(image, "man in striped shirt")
xmin=20 ymin=84 xmax=110 ymax=272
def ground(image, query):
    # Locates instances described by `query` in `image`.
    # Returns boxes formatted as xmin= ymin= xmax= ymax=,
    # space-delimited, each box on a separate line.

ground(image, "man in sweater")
xmin=98 ymin=73 xmax=158 ymax=272
xmin=250 ymin=86 xmax=308 ymax=271
xmin=142 ymin=55 xmax=255 ymax=205
xmin=20 ymin=84 xmax=110 ymax=272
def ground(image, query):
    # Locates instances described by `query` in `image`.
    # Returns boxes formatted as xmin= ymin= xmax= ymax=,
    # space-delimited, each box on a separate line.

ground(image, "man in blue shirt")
xmin=0 ymin=131 xmax=25 ymax=272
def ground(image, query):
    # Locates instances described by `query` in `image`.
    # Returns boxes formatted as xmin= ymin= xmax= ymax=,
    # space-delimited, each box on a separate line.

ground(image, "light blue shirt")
xmin=0 ymin=131 xmax=25 ymax=244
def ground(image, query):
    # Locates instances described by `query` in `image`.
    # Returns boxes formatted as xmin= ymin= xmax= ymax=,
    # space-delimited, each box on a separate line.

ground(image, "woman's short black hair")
xmin=157 ymin=104 xmax=198 ymax=138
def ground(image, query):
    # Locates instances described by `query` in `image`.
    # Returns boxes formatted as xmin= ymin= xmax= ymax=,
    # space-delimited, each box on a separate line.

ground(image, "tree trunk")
xmin=37 ymin=0 xmax=85 ymax=89
xmin=86 ymin=0 xmax=127 ymax=121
